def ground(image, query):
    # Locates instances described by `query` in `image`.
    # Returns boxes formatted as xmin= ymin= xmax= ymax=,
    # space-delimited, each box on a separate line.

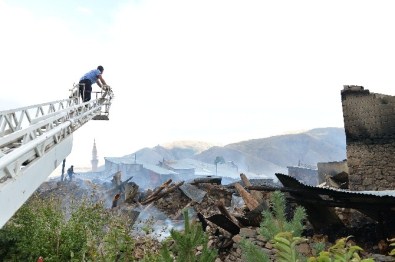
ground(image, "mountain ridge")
xmin=128 ymin=127 xmax=346 ymax=176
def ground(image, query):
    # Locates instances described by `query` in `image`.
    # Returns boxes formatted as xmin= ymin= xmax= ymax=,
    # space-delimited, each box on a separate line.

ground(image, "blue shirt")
xmin=80 ymin=69 xmax=101 ymax=84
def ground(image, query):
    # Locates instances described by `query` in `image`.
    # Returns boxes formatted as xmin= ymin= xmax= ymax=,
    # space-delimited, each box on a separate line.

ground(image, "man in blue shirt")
xmin=79 ymin=65 xmax=108 ymax=102
xmin=67 ymin=165 xmax=75 ymax=181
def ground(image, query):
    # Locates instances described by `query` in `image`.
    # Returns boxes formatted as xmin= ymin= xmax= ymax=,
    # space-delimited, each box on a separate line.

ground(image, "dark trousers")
xmin=79 ymin=79 xmax=92 ymax=102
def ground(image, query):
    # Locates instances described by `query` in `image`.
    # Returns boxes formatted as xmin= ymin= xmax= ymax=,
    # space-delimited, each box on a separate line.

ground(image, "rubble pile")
xmin=35 ymin=172 xmax=395 ymax=261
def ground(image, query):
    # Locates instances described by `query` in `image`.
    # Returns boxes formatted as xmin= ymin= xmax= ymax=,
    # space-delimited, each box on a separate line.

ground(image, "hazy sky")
xmin=1 ymin=0 xmax=395 ymax=172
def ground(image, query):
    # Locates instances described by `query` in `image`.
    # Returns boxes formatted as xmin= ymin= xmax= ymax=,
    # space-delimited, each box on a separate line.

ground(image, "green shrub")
xmin=158 ymin=209 xmax=217 ymax=262
xmin=273 ymin=231 xmax=308 ymax=262
xmin=307 ymin=236 xmax=374 ymax=262
xmin=0 ymin=194 xmax=135 ymax=261
xmin=0 ymin=196 xmax=65 ymax=261
xmin=239 ymin=191 xmax=376 ymax=262
xmin=102 ymin=216 xmax=135 ymax=261
xmin=389 ymin=237 xmax=395 ymax=256
xmin=312 ymin=241 xmax=326 ymax=256
xmin=240 ymin=238 xmax=269 ymax=262
xmin=241 ymin=191 xmax=307 ymax=261
xmin=260 ymin=190 xmax=307 ymax=241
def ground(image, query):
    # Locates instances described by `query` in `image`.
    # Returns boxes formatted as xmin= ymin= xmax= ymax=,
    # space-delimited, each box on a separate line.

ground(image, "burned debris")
xmin=36 ymin=163 xmax=395 ymax=261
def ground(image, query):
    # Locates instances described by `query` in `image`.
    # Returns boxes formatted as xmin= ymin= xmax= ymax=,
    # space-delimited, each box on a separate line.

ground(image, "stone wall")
xmin=317 ymin=160 xmax=348 ymax=184
xmin=341 ymin=85 xmax=395 ymax=190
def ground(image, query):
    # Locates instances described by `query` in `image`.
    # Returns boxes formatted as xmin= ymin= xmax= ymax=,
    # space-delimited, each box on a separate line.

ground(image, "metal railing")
xmin=0 ymin=85 xmax=114 ymax=228
xmin=0 ymin=85 xmax=114 ymax=181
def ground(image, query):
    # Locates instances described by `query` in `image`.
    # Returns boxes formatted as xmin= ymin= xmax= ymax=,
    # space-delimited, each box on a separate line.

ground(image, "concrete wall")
xmin=341 ymin=85 xmax=395 ymax=190
xmin=287 ymin=166 xmax=318 ymax=186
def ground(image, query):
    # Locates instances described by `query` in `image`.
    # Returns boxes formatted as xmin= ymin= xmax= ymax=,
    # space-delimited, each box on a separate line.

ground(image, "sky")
xmin=1 ymin=0 xmax=395 ymax=173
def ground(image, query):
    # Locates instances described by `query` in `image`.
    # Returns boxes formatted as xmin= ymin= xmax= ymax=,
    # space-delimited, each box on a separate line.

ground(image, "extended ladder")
xmin=0 ymin=85 xmax=114 ymax=228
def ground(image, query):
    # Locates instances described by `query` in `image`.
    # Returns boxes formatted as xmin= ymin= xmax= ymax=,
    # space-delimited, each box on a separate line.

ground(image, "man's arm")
xmin=97 ymin=75 xmax=107 ymax=87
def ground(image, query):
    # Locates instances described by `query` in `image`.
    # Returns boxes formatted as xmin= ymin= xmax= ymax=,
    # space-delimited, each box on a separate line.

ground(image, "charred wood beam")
xmin=141 ymin=181 xmax=184 ymax=205
xmin=240 ymin=173 xmax=266 ymax=206
xmin=235 ymin=202 xmax=267 ymax=227
xmin=112 ymin=193 xmax=121 ymax=208
xmin=145 ymin=179 xmax=172 ymax=199
xmin=216 ymin=201 xmax=242 ymax=227
xmin=206 ymin=214 xmax=240 ymax=235
xmin=115 ymin=176 xmax=134 ymax=192
xmin=190 ymin=176 xmax=222 ymax=185
xmin=234 ymin=183 xmax=260 ymax=211
xmin=197 ymin=212 xmax=208 ymax=232
xmin=124 ymin=182 xmax=139 ymax=203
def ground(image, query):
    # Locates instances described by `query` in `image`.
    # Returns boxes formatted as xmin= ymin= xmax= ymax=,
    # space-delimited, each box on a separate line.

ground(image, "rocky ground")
xmin=35 ymin=177 xmax=395 ymax=261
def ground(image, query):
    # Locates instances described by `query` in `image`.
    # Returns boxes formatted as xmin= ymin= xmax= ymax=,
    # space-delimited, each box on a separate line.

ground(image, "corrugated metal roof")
xmin=278 ymin=173 xmax=395 ymax=198
xmin=274 ymin=173 xmax=395 ymax=230
xmin=356 ymin=190 xmax=395 ymax=197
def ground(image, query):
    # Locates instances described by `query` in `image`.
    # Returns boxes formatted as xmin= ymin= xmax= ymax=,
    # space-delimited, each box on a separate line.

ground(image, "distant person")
xmin=67 ymin=165 xmax=76 ymax=181
xmin=79 ymin=65 xmax=108 ymax=102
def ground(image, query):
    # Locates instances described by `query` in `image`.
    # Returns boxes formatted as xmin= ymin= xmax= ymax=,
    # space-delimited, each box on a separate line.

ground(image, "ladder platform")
xmin=92 ymin=115 xmax=109 ymax=120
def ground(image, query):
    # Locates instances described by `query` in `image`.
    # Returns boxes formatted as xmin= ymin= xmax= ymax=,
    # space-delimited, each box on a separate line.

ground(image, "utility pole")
xmin=61 ymin=159 xmax=66 ymax=181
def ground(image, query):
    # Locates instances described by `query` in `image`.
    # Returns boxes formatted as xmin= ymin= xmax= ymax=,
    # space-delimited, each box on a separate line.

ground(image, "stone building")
xmin=158 ymin=159 xmax=195 ymax=176
xmin=287 ymin=165 xmax=318 ymax=186
xmin=341 ymin=85 xmax=395 ymax=190
xmin=103 ymin=157 xmax=179 ymax=189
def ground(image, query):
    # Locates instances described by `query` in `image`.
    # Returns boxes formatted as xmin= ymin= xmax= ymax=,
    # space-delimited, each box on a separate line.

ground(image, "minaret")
xmin=91 ymin=139 xmax=98 ymax=172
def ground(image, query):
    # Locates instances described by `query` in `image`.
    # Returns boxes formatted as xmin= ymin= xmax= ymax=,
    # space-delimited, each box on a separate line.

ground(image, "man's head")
xmin=97 ymin=65 xmax=104 ymax=73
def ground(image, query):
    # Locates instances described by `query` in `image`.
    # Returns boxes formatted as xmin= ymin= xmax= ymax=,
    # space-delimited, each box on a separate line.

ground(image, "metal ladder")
xmin=0 ymin=85 xmax=114 ymax=227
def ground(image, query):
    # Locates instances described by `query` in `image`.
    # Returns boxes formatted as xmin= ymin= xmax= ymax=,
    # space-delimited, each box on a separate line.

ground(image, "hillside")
xmin=130 ymin=127 xmax=346 ymax=177
xmin=221 ymin=127 xmax=346 ymax=174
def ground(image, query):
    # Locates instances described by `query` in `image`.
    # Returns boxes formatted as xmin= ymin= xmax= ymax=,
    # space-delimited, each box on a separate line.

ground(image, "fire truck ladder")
xmin=0 ymin=85 xmax=114 ymax=228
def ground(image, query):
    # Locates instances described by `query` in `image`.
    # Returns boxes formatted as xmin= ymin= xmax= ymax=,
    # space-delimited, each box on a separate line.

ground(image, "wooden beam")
xmin=234 ymin=183 xmax=259 ymax=211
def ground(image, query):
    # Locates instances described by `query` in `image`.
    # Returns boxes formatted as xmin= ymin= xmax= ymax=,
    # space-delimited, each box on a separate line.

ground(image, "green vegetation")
xmin=0 ymin=188 xmax=380 ymax=261
xmin=260 ymin=190 xmax=307 ymax=240
xmin=240 ymin=191 xmax=375 ymax=262
xmin=274 ymin=231 xmax=308 ymax=262
xmin=241 ymin=190 xmax=307 ymax=262
xmin=389 ymin=237 xmax=395 ymax=256
xmin=240 ymin=238 xmax=269 ymax=262
xmin=312 ymin=241 xmax=326 ymax=256
xmin=0 ymin=195 xmax=216 ymax=262
xmin=307 ymin=236 xmax=374 ymax=262
xmin=158 ymin=209 xmax=217 ymax=262
xmin=0 ymin=194 xmax=134 ymax=261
